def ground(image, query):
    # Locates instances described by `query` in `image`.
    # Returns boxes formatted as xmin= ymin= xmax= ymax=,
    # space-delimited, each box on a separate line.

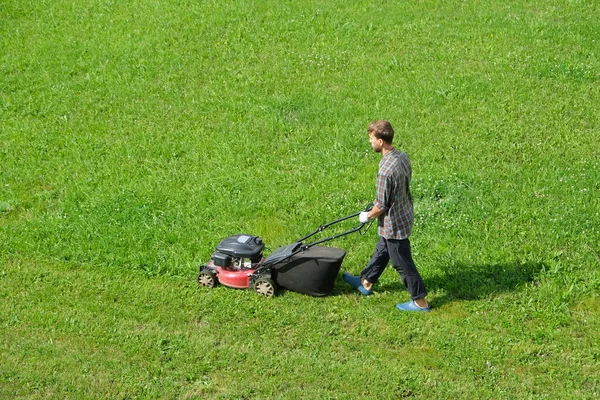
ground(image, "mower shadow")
xmin=337 ymin=261 xmax=545 ymax=307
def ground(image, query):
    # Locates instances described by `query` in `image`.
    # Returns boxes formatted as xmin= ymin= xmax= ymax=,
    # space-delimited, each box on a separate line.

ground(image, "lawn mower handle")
xmin=258 ymin=203 xmax=375 ymax=270
xmin=296 ymin=203 xmax=374 ymax=246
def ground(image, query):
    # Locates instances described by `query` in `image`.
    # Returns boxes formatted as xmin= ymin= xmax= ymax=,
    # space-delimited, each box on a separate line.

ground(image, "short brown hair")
xmin=368 ymin=120 xmax=394 ymax=144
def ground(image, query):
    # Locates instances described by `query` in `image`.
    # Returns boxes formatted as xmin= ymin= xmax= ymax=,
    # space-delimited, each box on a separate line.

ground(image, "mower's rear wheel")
xmin=253 ymin=278 xmax=277 ymax=297
xmin=197 ymin=269 xmax=217 ymax=288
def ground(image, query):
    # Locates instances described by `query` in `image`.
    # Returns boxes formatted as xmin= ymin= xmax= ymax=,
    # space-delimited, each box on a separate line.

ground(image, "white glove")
xmin=359 ymin=212 xmax=370 ymax=224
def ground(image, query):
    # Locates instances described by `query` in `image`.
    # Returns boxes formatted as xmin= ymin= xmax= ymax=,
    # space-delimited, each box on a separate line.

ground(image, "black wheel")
xmin=197 ymin=269 xmax=217 ymax=288
xmin=253 ymin=278 xmax=277 ymax=297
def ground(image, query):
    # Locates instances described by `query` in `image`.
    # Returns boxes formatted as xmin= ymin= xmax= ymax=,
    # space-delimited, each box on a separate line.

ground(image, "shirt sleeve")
xmin=374 ymin=173 xmax=391 ymax=213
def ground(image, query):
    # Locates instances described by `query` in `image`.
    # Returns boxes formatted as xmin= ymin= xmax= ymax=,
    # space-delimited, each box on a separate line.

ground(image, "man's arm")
xmin=359 ymin=203 xmax=385 ymax=223
xmin=359 ymin=173 xmax=391 ymax=223
xmin=366 ymin=204 xmax=385 ymax=220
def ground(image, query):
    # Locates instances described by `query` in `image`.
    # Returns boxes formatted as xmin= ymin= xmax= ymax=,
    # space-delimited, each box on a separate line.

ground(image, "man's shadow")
xmin=365 ymin=261 xmax=545 ymax=307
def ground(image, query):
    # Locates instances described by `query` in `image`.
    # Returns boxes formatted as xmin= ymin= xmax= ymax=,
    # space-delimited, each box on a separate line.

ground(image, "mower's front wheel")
xmin=197 ymin=268 xmax=218 ymax=288
xmin=253 ymin=278 xmax=277 ymax=297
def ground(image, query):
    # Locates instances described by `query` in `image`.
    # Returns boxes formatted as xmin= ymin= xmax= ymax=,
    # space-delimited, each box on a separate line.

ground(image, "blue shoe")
xmin=342 ymin=272 xmax=361 ymax=288
xmin=396 ymin=300 xmax=430 ymax=312
xmin=357 ymin=285 xmax=373 ymax=296
xmin=342 ymin=272 xmax=373 ymax=296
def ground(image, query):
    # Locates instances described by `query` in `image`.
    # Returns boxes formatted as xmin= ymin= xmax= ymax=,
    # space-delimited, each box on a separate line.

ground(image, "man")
xmin=343 ymin=120 xmax=430 ymax=312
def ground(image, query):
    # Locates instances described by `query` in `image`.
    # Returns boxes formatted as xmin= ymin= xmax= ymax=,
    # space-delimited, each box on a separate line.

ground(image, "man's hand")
xmin=359 ymin=212 xmax=370 ymax=224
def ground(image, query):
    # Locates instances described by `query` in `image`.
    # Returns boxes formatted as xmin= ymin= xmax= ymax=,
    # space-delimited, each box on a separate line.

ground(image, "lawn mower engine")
xmin=212 ymin=234 xmax=264 ymax=271
xmin=198 ymin=234 xmax=276 ymax=296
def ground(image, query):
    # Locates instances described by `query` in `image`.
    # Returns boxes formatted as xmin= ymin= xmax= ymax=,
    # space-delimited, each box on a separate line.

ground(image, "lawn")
xmin=1 ymin=0 xmax=599 ymax=398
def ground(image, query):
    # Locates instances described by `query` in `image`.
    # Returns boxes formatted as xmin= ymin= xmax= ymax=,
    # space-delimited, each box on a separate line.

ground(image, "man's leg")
xmin=387 ymin=239 xmax=428 ymax=302
xmin=360 ymin=236 xmax=390 ymax=287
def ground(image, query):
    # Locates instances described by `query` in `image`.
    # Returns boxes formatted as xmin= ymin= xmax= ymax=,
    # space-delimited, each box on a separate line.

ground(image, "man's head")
xmin=368 ymin=120 xmax=394 ymax=153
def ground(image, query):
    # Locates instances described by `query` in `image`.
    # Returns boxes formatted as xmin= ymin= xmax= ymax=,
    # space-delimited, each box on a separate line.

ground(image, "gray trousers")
xmin=361 ymin=236 xmax=428 ymax=300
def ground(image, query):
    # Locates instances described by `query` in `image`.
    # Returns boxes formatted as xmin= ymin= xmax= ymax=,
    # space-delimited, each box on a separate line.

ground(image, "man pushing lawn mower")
xmin=343 ymin=120 xmax=430 ymax=312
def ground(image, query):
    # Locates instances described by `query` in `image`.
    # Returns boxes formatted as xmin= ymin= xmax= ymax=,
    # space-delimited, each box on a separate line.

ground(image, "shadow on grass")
xmin=426 ymin=261 xmax=546 ymax=307
xmin=360 ymin=261 xmax=546 ymax=307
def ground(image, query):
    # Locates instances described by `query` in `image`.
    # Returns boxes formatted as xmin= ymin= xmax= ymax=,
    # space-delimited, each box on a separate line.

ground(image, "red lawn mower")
xmin=197 ymin=204 xmax=373 ymax=297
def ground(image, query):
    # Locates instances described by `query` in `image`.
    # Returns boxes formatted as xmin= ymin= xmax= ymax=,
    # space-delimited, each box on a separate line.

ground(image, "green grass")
xmin=1 ymin=0 xmax=599 ymax=398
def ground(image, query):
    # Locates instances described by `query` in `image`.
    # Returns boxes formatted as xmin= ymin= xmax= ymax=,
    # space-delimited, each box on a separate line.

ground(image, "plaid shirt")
xmin=373 ymin=148 xmax=414 ymax=239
